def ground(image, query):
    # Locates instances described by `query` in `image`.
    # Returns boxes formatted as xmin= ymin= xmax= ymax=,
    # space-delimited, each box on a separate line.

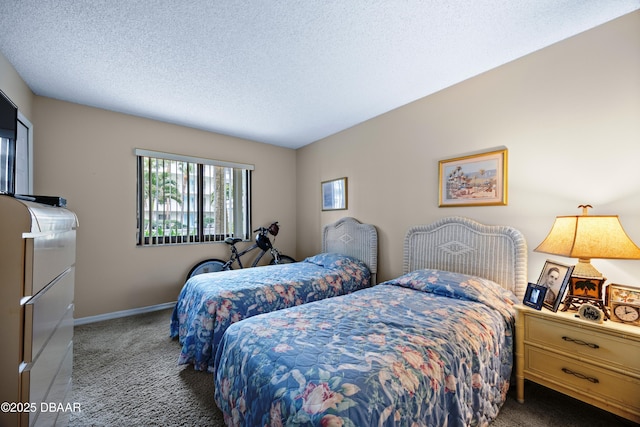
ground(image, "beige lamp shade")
xmin=535 ymin=214 xmax=640 ymax=279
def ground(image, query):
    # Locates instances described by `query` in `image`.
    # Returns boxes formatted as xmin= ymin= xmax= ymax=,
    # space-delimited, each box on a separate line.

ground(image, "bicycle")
xmin=186 ymin=221 xmax=296 ymax=280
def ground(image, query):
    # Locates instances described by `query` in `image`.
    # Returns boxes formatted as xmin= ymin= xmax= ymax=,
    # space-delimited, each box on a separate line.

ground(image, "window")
xmin=135 ymin=149 xmax=253 ymax=246
xmin=15 ymin=112 xmax=34 ymax=195
xmin=0 ymin=92 xmax=32 ymax=196
xmin=0 ymin=90 xmax=18 ymax=194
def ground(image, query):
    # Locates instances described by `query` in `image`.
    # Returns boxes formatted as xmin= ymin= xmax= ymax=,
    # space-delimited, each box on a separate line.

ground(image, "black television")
xmin=0 ymin=89 xmax=18 ymax=195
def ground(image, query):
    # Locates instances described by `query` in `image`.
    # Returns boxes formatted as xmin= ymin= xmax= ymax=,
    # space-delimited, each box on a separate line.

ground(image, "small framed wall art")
xmin=321 ymin=177 xmax=348 ymax=211
xmin=438 ymin=148 xmax=507 ymax=207
xmin=537 ymin=260 xmax=574 ymax=312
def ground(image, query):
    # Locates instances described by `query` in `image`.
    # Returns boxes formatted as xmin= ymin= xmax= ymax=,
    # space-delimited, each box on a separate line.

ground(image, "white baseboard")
xmin=74 ymin=301 xmax=176 ymax=326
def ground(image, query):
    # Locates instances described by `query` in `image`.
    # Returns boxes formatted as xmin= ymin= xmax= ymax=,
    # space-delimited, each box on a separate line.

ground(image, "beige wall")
xmin=2 ymin=11 xmax=639 ymax=318
xmin=297 ymin=11 xmax=640 ymax=288
xmin=0 ymin=52 xmax=33 ymax=118
xmin=3 ymin=52 xmax=297 ymax=318
xmin=32 ymin=99 xmax=297 ymax=318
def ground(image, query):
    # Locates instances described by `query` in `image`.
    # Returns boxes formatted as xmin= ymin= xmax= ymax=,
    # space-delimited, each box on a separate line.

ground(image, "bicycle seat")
xmin=224 ymin=237 xmax=243 ymax=245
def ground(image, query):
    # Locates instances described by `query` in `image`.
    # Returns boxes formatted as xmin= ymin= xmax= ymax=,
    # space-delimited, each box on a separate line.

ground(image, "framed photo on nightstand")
xmin=523 ymin=283 xmax=547 ymax=310
xmin=537 ymin=260 xmax=574 ymax=312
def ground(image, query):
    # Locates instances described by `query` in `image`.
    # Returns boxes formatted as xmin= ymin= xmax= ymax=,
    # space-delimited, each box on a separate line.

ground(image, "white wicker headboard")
xmin=322 ymin=217 xmax=378 ymax=284
xmin=403 ymin=216 xmax=527 ymax=298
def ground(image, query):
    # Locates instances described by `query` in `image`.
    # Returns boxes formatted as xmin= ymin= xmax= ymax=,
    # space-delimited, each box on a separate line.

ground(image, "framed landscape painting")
xmin=439 ymin=148 xmax=507 ymax=207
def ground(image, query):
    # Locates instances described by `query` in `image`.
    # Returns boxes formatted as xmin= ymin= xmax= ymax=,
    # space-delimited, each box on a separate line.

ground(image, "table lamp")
xmin=534 ymin=205 xmax=640 ymax=314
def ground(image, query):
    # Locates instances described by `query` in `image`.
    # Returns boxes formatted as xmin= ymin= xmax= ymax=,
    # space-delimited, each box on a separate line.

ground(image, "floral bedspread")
xmin=170 ymin=253 xmax=370 ymax=371
xmin=213 ymin=269 xmax=518 ymax=427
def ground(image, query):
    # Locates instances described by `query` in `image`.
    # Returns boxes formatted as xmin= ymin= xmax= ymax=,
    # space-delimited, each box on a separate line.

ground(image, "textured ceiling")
xmin=1 ymin=1 xmax=638 ymax=149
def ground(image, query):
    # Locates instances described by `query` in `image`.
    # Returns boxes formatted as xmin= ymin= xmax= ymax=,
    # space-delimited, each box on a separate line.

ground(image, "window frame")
xmin=135 ymin=149 xmax=253 ymax=246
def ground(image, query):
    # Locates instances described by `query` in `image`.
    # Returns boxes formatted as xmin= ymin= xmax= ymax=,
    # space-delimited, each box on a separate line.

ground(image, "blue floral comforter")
xmin=170 ymin=253 xmax=370 ymax=371
xmin=213 ymin=269 xmax=518 ymax=427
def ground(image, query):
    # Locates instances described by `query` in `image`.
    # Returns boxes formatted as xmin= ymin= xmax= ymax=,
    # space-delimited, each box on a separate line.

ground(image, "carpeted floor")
xmin=69 ymin=308 xmax=634 ymax=426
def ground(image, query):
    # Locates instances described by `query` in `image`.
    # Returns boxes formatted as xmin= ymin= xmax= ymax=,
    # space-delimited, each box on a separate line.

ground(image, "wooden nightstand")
xmin=515 ymin=305 xmax=640 ymax=423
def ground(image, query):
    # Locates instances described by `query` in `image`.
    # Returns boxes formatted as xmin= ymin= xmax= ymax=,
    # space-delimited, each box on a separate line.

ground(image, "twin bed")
xmin=211 ymin=217 xmax=527 ymax=426
xmin=171 ymin=217 xmax=378 ymax=371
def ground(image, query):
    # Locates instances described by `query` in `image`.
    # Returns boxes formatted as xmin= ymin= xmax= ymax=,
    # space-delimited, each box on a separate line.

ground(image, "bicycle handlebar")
xmin=253 ymin=221 xmax=279 ymax=236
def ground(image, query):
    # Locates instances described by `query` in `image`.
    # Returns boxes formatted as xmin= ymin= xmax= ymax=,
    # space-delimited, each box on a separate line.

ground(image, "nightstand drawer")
xmin=525 ymin=315 xmax=640 ymax=373
xmin=526 ymin=346 xmax=640 ymax=412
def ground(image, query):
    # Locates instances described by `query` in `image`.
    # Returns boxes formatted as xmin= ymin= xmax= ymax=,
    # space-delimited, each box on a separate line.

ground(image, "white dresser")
xmin=515 ymin=304 xmax=640 ymax=423
xmin=0 ymin=195 xmax=78 ymax=427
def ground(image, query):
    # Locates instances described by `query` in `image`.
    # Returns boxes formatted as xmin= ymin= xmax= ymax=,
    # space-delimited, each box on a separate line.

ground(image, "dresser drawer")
xmin=23 ymin=268 xmax=74 ymax=364
xmin=31 ymin=342 xmax=73 ymax=427
xmin=24 ymin=229 xmax=76 ymax=296
xmin=22 ymin=307 xmax=74 ymax=409
xmin=524 ymin=314 xmax=640 ymax=373
xmin=526 ymin=346 xmax=640 ymax=413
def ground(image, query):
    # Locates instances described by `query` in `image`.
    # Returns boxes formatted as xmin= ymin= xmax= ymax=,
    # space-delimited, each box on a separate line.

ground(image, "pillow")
xmin=380 ymin=269 xmax=518 ymax=308
xmin=304 ymin=252 xmax=365 ymax=271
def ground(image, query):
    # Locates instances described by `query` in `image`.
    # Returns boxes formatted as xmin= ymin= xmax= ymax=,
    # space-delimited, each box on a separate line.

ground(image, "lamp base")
xmin=572 ymin=259 xmax=604 ymax=279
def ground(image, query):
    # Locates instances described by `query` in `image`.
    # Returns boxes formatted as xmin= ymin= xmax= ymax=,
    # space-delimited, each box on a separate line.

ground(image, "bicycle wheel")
xmin=186 ymin=259 xmax=230 ymax=281
xmin=269 ymin=255 xmax=297 ymax=265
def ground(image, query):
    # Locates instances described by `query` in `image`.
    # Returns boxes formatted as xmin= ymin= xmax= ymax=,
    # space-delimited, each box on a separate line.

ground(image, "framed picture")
xmin=321 ymin=177 xmax=348 ymax=211
xmin=523 ymin=283 xmax=547 ymax=310
xmin=537 ymin=260 xmax=574 ymax=312
xmin=438 ymin=148 xmax=507 ymax=207
xmin=606 ymin=283 xmax=640 ymax=305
